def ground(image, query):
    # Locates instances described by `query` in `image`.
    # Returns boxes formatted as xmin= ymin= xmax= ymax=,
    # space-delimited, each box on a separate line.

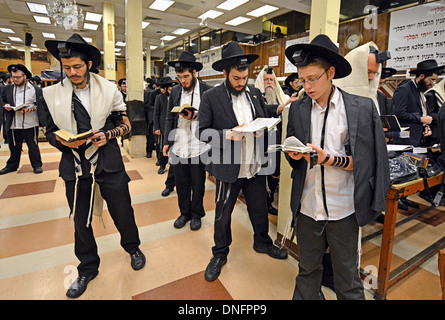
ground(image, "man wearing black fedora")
xmin=198 ymin=42 xmax=288 ymax=282
xmin=284 ymin=34 xmax=389 ymax=299
xmin=393 ymin=59 xmax=444 ymax=146
xmin=163 ymin=51 xmax=212 ymax=231
xmin=40 ymin=34 xmax=146 ymax=298
xmin=0 ymin=63 xmax=43 ymax=175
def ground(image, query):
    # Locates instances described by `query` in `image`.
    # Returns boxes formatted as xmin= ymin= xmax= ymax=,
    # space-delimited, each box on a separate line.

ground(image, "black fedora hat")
xmin=7 ymin=64 xmax=32 ymax=79
xmin=160 ymin=76 xmax=175 ymax=87
xmin=409 ymin=59 xmax=445 ymax=75
xmin=45 ymin=33 xmax=102 ymax=71
xmin=212 ymin=42 xmax=259 ymax=72
xmin=381 ymin=67 xmax=397 ymax=79
xmin=168 ymin=51 xmax=203 ymax=72
xmin=285 ymin=34 xmax=352 ymax=79
xmin=284 ymin=73 xmax=299 ymax=87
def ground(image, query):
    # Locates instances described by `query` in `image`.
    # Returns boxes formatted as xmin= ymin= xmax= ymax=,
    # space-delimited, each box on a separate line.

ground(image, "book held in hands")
xmin=54 ymin=129 xmax=95 ymax=142
xmin=231 ymin=117 xmax=281 ymax=133
xmin=268 ymin=136 xmax=313 ymax=153
xmin=3 ymin=104 xmax=30 ymax=112
xmin=170 ymin=104 xmax=197 ymax=114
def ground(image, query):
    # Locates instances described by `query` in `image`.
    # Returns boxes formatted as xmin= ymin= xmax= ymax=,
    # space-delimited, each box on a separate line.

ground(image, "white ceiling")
xmin=0 ymin=0 xmax=312 ymax=58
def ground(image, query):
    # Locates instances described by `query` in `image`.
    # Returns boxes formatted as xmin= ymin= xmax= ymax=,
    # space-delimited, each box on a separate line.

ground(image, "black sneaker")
xmin=66 ymin=271 xmax=99 ymax=299
xmin=204 ymin=257 xmax=227 ymax=282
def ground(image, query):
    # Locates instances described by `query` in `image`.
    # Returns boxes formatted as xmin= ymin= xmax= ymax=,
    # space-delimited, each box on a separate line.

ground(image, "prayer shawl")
xmin=42 ymin=73 xmax=117 ymax=227
xmin=254 ymin=65 xmax=289 ymax=105
xmin=426 ymin=78 xmax=445 ymax=108
xmin=334 ymin=42 xmax=381 ymax=110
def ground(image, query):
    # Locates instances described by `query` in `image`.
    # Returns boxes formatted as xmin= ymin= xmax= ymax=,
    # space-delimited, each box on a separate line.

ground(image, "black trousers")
xmin=5 ymin=127 xmax=42 ymax=170
xmin=146 ymin=122 xmax=155 ymax=154
xmin=171 ymin=155 xmax=206 ymax=219
xmin=65 ymin=171 xmax=141 ymax=277
xmin=213 ymin=175 xmax=273 ymax=259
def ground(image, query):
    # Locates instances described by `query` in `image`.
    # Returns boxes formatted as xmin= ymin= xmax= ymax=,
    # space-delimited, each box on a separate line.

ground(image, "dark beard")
xmin=183 ymin=76 xmax=197 ymax=93
xmin=417 ymin=78 xmax=428 ymax=92
xmin=226 ymin=79 xmax=247 ymax=97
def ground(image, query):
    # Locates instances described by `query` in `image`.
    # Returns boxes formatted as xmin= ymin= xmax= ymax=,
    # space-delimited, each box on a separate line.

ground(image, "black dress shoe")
xmin=158 ymin=166 xmax=166 ymax=174
xmin=375 ymin=213 xmax=385 ymax=224
xmin=66 ymin=271 xmax=98 ymax=298
xmin=145 ymin=153 xmax=152 ymax=158
xmin=268 ymin=206 xmax=278 ymax=215
xmin=190 ymin=217 xmax=201 ymax=231
xmin=33 ymin=167 xmax=43 ymax=174
xmin=204 ymin=257 xmax=227 ymax=282
xmin=398 ymin=200 xmax=408 ymax=211
xmin=161 ymin=187 xmax=174 ymax=197
xmin=155 ymin=160 xmax=160 ymax=166
xmin=253 ymin=244 xmax=288 ymax=259
xmin=174 ymin=215 xmax=191 ymax=228
xmin=401 ymin=198 xmax=419 ymax=209
xmin=130 ymin=250 xmax=146 ymax=270
xmin=0 ymin=167 xmax=16 ymax=175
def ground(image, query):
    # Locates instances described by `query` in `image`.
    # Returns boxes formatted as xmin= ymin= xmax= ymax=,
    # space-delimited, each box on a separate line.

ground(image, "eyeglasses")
xmin=12 ymin=75 xmax=24 ymax=80
xmin=368 ymin=70 xmax=380 ymax=77
xmin=62 ymin=64 xmax=86 ymax=71
xmin=427 ymin=77 xmax=437 ymax=83
xmin=297 ymin=70 xmax=327 ymax=87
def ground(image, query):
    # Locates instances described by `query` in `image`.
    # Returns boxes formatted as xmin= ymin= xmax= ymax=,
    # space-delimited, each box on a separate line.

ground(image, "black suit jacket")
xmin=164 ymin=80 xmax=212 ymax=146
xmin=154 ymin=93 xmax=168 ymax=134
xmin=198 ymin=84 xmax=277 ymax=183
xmin=143 ymin=88 xmax=154 ymax=126
xmin=393 ymin=80 xmax=426 ymax=146
xmin=286 ymin=88 xmax=390 ymax=227
xmin=377 ymin=90 xmax=393 ymax=116
xmin=1 ymin=83 xmax=44 ymax=132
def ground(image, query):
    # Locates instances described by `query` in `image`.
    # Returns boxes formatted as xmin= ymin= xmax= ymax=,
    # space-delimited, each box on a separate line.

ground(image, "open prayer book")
xmin=3 ymin=104 xmax=30 ymax=111
xmin=54 ymin=129 xmax=95 ymax=142
xmin=268 ymin=136 xmax=313 ymax=153
xmin=380 ymin=115 xmax=410 ymax=138
xmin=170 ymin=104 xmax=197 ymax=114
xmin=232 ymin=117 xmax=281 ymax=133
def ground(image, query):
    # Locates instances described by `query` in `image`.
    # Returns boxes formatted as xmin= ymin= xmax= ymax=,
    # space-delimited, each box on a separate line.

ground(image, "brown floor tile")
xmin=132 ymin=271 xmax=233 ymax=300
xmin=399 ymin=202 xmax=445 ymax=227
xmin=18 ymin=162 xmax=59 ymax=173
xmin=0 ymin=180 xmax=57 ymax=199
xmin=127 ymin=170 xmax=143 ymax=181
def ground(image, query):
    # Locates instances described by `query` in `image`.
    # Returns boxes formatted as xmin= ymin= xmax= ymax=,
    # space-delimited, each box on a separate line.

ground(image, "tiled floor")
xmin=0 ymin=141 xmax=443 ymax=300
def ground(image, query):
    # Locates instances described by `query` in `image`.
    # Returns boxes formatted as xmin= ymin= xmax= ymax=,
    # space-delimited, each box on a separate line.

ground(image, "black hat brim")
xmin=7 ymin=64 xmax=32 ymax=79
xmin=409 ymin=65 xmax=445 ymax=75
xmin=285 ymin=43 xmax=352 ymax=79
xmin=45 ymin=40 xmax=102 ymax=71
xmin=167 ymin=60 xmax=203 ymax=72
xmin=212 ymin=54 xmax=258 ymax=72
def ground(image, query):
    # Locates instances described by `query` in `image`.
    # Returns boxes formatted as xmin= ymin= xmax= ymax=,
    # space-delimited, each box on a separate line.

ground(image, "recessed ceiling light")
xmin=26 ymin=2 xmax=48 ymax=14
xmin=142 ymin=21 xmax=150 ymax=29
xmin=149 ymin=45 xmax=158 ymax=50
xmin=8 ymin=36 xmax=22 ymax=42
xmin=116 ymin=41 xmax=126 ymax=47
xmin=246 ymin=5 xmax=279 ymax=17
xmin=85 ymin=12 xmax=103 ymax=22
xmin=172 ymin=28 xmax=190 ymax=35
xmin=198 ymin=9 xmax=224 ymax=20
xmin=84 ymin=23 xmax=99 ymax=30
xmin=149 ymin=0 xmax=175 ymax=12
xmin=0 ymin=28 xmax=15 ymax=34
xmin=34 ymin=15 xmax=51 ymax=24
xmin=160 ymin=35 xmax=176 ymax=41
xmin=225 ymin=16 xmax=251 ymax=26
xmin=42 ymin=32 xmax=56 ymax=38
xmin=217 ymin=0 xmax=249 ymax=11
xmin=115 ymin=48 xmax=121 ymax=52
xmin=83 ymin=37 xmax=92 ymax=43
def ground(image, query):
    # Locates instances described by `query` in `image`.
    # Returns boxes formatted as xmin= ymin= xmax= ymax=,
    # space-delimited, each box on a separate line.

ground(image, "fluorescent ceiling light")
xmin=85 ymin=12 xmax=102 ymax=22
xmin=33 ymin=15 xmax=51 ymax=24
xmin=160 ymin=35 xmax=176 ymax=41
xmin=8 ymin=36 xmax=22 ymax=42
xmin=217 ymin=0 xmax=249 ymax=11
xmin=26 ymin=2 xmax=48 ymax=14
xmin=149 ymin=0 xmax=175 ymax=11
xmin=149 ymin=45 xmax=158 ymax=50
xmin=42 ymin=32 xmax=56 ymax=38
xmin=115 ymin=48 xmax=121 ymax=52
xmin=172 ymin=28 xmax=190 ymax=35
xmin=142 ymin=21 xmax=150 ymax=29
xmin=116 ymin=41 xmax=126 ymax=47
xmin=246 ymin=5 xmax=279 ymax=17
xmin=198 ymin=9 xmax=224 ymax=20
xmin=1 ymin=41 xmax=11 ymax=45
xmin=225 ymin=16 xmax=251 ymax=26
xmin=83 ymin=37 xmax=92 ymax=43
xmin=0 ymin=28 xmax=14 ymax=34
xmin=84 ymin=23 xmax=99 ymax=30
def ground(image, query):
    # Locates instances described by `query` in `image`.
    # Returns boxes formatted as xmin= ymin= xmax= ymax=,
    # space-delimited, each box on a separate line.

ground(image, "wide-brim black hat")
xmin=409 ymin=59 xmax=445 ymax=75
xmin=45 ymin=33 xmax=102 ymax=71
xmin=381 ymin=67 xmax=397 ymax=79
xmin=284 ymin=73 xmax=299 ymax=87
xmin=212 ymin=42 xmax=259 ymax=72
xmin=168 ymin=51 xmax=203 ymax=72
xmin=285 ymin=34 xmax=352 ymax=79
xmin=160 ymin=76 xmax=175 ymax=86
xmin=7 ymin=64 xmax=32 ymax=79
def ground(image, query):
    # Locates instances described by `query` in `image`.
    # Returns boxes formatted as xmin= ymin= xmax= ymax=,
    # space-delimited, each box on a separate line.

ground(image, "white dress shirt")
xmin=10 ymin=82 xmax=39 ymax=130
xmin=73 ymin=82 xmax=126 ymax=116
xmin=300 ymin=87 xmax=355 ymax=221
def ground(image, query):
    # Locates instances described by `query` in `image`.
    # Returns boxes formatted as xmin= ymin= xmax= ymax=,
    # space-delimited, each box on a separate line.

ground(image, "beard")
xmin=264 ymin=87 xmax=278 ymax=104
xmin=182 ymin=76 xmax=197 ymax=92
xmin=417 ymin=78 xmax=429 ymax=92
xmin=226 ymin=79 xmax=247 ymax=97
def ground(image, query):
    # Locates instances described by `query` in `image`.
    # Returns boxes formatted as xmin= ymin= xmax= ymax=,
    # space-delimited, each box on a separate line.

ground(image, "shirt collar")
xmin=312 ymin=86 xmax=341 ymax=110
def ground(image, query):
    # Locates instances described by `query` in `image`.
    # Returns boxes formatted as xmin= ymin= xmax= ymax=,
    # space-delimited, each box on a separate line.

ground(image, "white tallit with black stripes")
xmin=43 ymin=73 xmax=118 ymax=227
